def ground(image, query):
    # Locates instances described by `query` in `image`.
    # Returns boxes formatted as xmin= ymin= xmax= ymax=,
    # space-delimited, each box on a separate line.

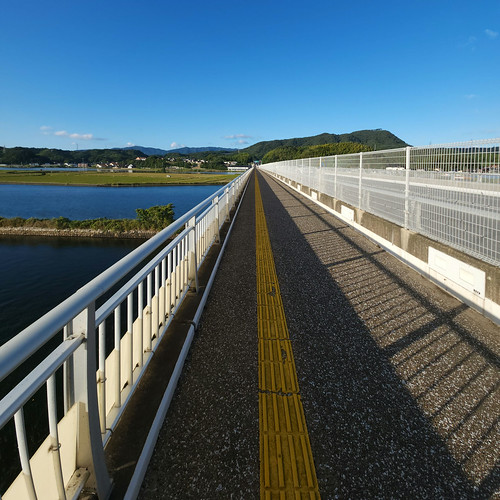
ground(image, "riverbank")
xmin=0 ymin=226 xmax=158 ymax=239
xmin=0 ymin=203 xmax=174 ymax=239
xmin=0 ymin=171 xmax=238 ymax=186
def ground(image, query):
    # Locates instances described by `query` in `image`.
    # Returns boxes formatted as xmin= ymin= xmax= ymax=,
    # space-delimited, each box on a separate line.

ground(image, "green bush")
xmin=136 ymin=204 xmax=175 ymax=230
xmin=0 ymin=204 xmax=176 ymax=233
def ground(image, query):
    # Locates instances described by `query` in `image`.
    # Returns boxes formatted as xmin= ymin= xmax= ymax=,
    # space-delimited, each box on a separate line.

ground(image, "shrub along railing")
xmin=0 ymin=168 xmax=251 ymax=499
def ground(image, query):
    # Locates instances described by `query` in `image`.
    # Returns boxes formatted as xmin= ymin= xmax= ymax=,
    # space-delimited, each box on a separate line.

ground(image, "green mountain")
xmin=117 ymin=145 xmax=237 ymax=155
xmin=0 ymin=147 xmax=144 ymax=165
xmin=168 ymin=146 xmax=237 ymax=154
xmin=116 ymin=146 xmax=169 ymax=156
xmin=242 ymin=129 xmax=409 ymax=158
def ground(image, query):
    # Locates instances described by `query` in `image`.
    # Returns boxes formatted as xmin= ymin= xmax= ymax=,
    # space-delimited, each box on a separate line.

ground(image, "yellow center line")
xmin=255 ymin=173 xmax=320 ymax=499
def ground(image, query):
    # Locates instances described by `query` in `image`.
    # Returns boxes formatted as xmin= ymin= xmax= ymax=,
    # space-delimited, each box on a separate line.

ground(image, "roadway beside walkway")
xmin=140 ymin=170 xmax=499 ymax=499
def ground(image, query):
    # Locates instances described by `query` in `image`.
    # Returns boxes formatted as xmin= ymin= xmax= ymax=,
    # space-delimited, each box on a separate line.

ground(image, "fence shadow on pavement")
xmin=258 ymin=171 xmax=500 ymax=499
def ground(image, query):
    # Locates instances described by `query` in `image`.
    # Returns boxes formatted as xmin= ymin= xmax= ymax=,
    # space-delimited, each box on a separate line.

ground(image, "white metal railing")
xmin=0 ymin=168 xmax=252 ymax=499
xmin=260 ymin=139 xmax=500 ymax=267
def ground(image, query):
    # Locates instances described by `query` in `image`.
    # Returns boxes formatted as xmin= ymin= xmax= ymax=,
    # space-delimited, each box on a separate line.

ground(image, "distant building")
xmin=228 ymin=166 xmax=249 ymax=171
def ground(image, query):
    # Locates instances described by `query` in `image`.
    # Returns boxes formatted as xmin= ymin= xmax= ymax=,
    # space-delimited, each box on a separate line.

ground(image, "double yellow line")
xmin=255 ymin=173 xmax=320 ymax=499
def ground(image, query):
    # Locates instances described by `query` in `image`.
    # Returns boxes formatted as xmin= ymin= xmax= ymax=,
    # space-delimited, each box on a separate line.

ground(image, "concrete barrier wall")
xmin=271 ymin=173 xmax=500 ymax=326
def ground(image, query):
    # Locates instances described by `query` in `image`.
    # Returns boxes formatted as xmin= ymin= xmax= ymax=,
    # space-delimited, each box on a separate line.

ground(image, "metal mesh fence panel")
xmin=261 ymin=138 xmax=500 ymax=266
xmin=336 ymin=153 xmax=360 ymax=207
xmin=408 ymin=141 xmax=500 ymax=265
xmin=361 ymin=148 xmax=407 ymax=227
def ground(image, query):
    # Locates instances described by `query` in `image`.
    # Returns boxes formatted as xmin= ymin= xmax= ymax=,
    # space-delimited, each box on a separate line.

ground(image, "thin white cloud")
xmin=237 ymin=139 xmax=249 ymax=145
xmin=71 ymin=133 xmax=94 ymax=140
xmin=170 ymin=142 xmax=186 ymax=149
xmin=225 ymin=134 xmax=252 ymax=140
xmin=53 ymin=130 xmax=105 ymax=141
xmin=460 ymin=35 xmax=477 ymax=49
xmin=485 ymin=29 xmax=498 ymax=39
xmin=126 ymin=142 xmax=135 ymax=147
xmin=465 ymin=94 xmax=478 ymax=99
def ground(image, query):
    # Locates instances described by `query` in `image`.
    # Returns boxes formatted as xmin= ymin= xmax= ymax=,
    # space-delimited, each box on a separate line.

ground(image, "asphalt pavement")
xmin=139 ymin=170 xmax=499 ymax=499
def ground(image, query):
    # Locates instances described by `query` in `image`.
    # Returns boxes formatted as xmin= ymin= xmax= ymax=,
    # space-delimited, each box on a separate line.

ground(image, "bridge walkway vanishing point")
xmin=138 ymin=170 xmax=500 ymax=499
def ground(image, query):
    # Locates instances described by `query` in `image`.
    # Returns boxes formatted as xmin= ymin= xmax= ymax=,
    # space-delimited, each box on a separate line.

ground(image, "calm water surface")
xmin=0 ymin=184 xmax=224 ymax=344
xmin=0 ymin=183 xmax=237 ymax=490
xmin=0 ymin=237 xmax=142 ymax=344
xmin=0 ymin=184 xmax=223 ymax=220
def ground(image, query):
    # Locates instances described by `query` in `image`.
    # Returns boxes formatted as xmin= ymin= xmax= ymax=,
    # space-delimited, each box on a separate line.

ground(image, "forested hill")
xmin=0 ymin=129 xmax=409 ymax=165
xmin=242 ymin=129 xmax=409 ymax=158
xmin=0 ymin=147 xmax=144 ymax=165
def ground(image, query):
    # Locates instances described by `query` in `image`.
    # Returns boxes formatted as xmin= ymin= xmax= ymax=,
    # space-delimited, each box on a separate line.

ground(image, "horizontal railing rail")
xmin=0 ymin=168 xmax=252 ymax=499
xmin=260 ymin=139 xmax=500 ymax=267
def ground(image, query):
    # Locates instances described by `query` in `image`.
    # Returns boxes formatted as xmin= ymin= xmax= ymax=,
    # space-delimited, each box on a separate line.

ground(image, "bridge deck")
xmin=139 ymin=170 xmax=499 ymax=498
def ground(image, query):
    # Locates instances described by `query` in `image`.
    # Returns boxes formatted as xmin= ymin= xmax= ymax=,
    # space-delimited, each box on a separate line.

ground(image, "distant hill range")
xmin=117 ymin=130 xmax=407 ymax=158
xmin=0 ymin=130 xmax=408 ymax=166
xmin=117 ymin=146 xmax=237 ymax=156
xmin=241 ymin=129 xmax=409 ymax=158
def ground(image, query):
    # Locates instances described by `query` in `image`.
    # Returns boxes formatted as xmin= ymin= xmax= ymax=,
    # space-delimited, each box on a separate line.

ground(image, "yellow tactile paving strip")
xmin=255 ymin=173 xmax=320 ymax=499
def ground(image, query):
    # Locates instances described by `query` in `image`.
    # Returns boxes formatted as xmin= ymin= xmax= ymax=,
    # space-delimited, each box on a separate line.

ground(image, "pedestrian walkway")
xmin=255 ymin=174 xmax=320 ymax=498
xmin=139 ymin=170 xmax=500 ymax=499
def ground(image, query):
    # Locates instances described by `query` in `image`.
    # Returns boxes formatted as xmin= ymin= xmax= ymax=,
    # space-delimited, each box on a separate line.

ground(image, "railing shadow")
xmin=258 ymin=171 xmax=500 ymax=498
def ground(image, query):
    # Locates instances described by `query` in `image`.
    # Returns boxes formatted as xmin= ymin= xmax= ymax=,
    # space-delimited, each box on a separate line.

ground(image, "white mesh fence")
xmin=261 ymin=139 xmax=500 ymax=267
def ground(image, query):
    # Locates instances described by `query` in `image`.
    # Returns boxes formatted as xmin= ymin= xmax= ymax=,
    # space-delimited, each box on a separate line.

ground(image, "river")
xmin=0 ymin=183 xmax=224 ymax=220
xmin=0 ymin=183 xmax=224 ymax=345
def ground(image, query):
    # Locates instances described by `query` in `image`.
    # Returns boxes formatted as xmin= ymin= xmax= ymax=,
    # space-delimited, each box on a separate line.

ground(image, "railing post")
xmin=146 ymin=274 xmax=152 ymax=352
xmin=213 ymin=196 xmax=221 ymax=243
xmin=334 ymin=155 xmax=338 ymax=199
xmin=404 ymin=146 xmax=411 ymax=229
xmin=359 ymin=152 xmax=363 ymax=209
xmin=187 ymin=216 xmax=199 ymax=293
xmin=137 ymin=281 xmax=144 ymax=368
xmin=68 ymin=304 xmax=112 ymax=499
xmin=318 ymin=157 xmax=322 ymax=193
xmin=225 ymin=187 xmax=230 ymax=222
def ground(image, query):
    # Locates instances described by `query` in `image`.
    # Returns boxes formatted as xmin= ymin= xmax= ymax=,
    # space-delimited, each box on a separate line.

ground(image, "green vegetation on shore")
xmin=262 ymin=142 xmax=373 ymax=163
xmin=0 ymin=171 xmax=237 ymax=186
xmin=0 ymin=204 xmax=175 ymax=233
xmin=0 ymin=130 xmax=409 ymax=168
xmin=243 ymin=129 xmax=409 ymax=158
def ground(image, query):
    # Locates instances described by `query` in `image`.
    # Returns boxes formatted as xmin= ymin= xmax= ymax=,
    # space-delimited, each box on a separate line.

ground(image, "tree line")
xmin=0 ymin=147 xmax=254 ymax=169
xmin=0 ymin=147 xmax=143 ymax=165
xmin=262 ymin=142 xmax=373 ymax=163
xmin=0 ymin=204 xmax=175 ymax=233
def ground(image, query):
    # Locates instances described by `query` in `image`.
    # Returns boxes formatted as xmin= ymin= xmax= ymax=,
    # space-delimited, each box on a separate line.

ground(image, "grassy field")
xmin=0 ymin=170 xmax=238 ymax=186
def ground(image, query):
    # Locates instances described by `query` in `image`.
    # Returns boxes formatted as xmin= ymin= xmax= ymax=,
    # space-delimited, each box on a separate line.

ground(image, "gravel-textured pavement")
xmin=140 ymin=171 xmax=499 ymax=499
xmin=139 ymin=172 xmax=259 ymax=499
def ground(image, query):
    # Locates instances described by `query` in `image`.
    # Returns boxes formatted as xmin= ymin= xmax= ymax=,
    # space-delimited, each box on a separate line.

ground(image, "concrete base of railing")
xmin=269 ymin=173 xmax=500 ymax=327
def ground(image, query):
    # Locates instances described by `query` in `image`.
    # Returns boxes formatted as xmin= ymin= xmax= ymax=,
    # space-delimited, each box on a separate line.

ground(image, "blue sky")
xmin=1 ymin=0 xmax=499 ymax=151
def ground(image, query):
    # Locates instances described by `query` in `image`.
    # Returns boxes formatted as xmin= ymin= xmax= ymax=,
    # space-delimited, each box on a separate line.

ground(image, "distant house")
xmin=228 ymin=166 xmax=249 ymax=171
xmin=77 ymin=163 xmax=88 ymax=168
xmin=135 ymin=157 xmax=147 ymax=161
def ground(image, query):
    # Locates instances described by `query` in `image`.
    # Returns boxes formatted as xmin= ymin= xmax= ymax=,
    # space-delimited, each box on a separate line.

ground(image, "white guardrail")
xmin=260 ymin=139 xmax=500 ymax=268
xmin=0 ymin=169 xmax=252 ymax=499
